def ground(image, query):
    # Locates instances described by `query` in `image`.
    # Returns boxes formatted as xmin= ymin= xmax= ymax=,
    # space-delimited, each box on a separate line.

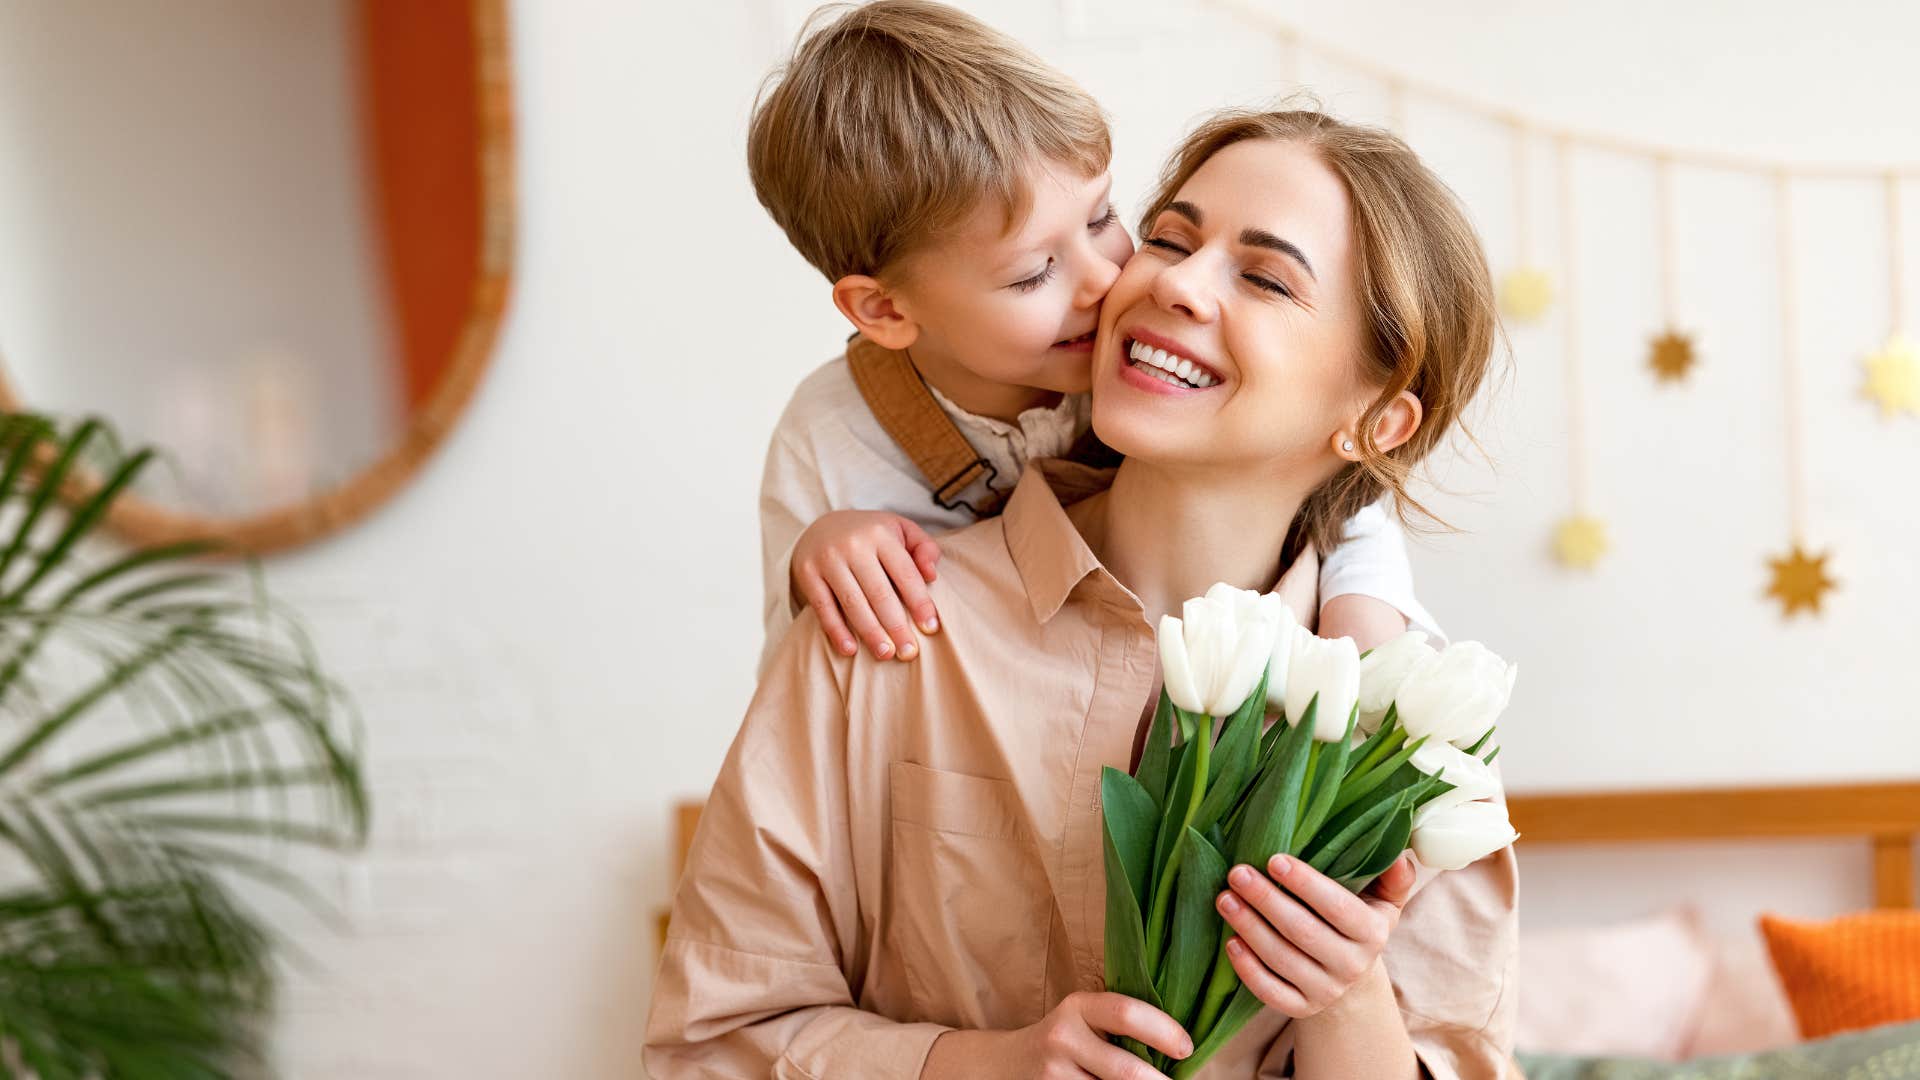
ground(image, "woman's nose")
xmin=1151 ymin=254 xmax=1218 ymax=322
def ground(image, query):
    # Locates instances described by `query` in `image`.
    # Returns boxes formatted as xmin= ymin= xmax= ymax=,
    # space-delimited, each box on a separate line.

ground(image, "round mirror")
xmin=0 ymin=0 xmax=512 ymax=554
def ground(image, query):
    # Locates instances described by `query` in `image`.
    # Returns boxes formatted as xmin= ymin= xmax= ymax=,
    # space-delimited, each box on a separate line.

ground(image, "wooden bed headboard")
xmin=657 ymin=780 xmax=1920 ymax=948
xmin=1504 ymin=780 xmax=1920 ymax=909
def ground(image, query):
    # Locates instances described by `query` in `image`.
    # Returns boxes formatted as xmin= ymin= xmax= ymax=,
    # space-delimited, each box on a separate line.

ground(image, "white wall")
xmin=52 ymin=0 xmax=1906 ymax=1075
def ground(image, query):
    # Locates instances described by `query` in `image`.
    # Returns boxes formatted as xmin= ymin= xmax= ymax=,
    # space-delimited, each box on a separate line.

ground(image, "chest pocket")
xmin=885 ymin=760 xmax=1054 ymax=1031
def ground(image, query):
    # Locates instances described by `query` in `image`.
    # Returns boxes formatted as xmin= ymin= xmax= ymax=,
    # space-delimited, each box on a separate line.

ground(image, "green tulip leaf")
xmin=1155 ymin=827 xmax=1229 ymax=1029
xmin=1103 ymin=767 xmax=1160 ymax=918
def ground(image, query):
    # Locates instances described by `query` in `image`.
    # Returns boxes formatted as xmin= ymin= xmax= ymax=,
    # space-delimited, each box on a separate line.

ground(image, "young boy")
xmin=749 ymin=0 xmax=1438 ymax=675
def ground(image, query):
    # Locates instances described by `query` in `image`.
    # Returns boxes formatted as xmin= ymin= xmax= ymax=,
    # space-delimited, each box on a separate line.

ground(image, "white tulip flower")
xmin=1282 ymin=632 xmax=1360 ymax=742
xmin=1410 ymin=799 xmax=1518 ymax=871
xmin=1356 ymin=630 xmax=1437 ymax=734
xmin=1393 ymin=641 xmax=1518 ymax=749
xmin=1409 ymin=739 xmax=1503 ymax=816
xmin=1158 ymin=584 xmax=1288 ymax=716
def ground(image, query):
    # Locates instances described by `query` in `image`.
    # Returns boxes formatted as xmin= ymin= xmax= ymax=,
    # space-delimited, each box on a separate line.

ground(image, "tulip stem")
xmin=1348 ymin=722 xmax=1403 ymax=784
xmin=1190 ymin=934 xmax=1240 ymax=1046
xmin=1146 ymin=710 xmax=1212 ymax=966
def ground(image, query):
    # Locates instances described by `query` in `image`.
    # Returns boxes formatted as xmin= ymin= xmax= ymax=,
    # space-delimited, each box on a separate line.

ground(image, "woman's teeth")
xmin=1127 ymin=339 xmax=1217 ymax=388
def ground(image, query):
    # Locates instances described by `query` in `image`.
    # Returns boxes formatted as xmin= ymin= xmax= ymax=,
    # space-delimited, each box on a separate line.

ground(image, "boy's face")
xmin=887 ymin=161 xmax=1134 ymax=398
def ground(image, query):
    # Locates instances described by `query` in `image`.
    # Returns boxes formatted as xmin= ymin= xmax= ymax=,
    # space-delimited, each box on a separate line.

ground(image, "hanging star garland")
xmin=1862 ymin=333 xmax=1919 ymax=418
xmin=1648 ymin=329 xmax=1698 ymax=384
xmin=1765 ymin=544 xmax=1837 ymax=618
xmin=1553 ymin=515 xmax=1608 ymax=570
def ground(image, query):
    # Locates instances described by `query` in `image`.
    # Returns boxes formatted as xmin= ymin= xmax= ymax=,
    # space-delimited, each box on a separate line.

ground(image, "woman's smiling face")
xmin=1092 ymin=137 xmax=1373 ymax=477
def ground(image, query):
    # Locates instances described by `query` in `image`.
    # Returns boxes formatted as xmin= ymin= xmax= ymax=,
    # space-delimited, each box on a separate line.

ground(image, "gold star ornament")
xmin=1765 ymin=544 xmax=1837 ymax=618
xmin=1553 ymin=515 xmax=1608 ymax=570
xmin=1649 ymin=329 xmax=1698 ymax=384
xmin=1862 ymin=333 xmax=1919 ymax=418
xmin=1499 ymin=268 xmax=1554 ymax=322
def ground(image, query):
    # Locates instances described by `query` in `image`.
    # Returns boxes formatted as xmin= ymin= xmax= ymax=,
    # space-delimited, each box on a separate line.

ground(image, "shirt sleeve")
xmin=1388 ymin=842 xmax=1520 ymax=1080
xmin=1318 ymin=501 xmax=1446 ymax=645
xmin=644 ymin=616 xmax=952 ymax=1078
xmin=757 ymin=425 xmax=834 ymax=679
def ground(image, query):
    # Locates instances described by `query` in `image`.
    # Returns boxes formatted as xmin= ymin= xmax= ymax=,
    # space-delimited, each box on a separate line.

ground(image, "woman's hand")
xmin=923 ymin=992 xmax=1192 ymax=1079
xmin=1215 ymin=852 xmax=1417 ymax=1017
xmin=789 ymin=510 xmax=941 ymax=661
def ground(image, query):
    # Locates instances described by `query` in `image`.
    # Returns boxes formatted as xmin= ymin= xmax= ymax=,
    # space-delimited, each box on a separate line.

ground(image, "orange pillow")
xmin=1759 ymin=909 xmax=1920 ymax=1039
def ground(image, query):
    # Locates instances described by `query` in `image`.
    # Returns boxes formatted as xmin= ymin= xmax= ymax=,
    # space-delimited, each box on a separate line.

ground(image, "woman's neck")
xmin=1077 ymin=459 xmax=1311 ymax=626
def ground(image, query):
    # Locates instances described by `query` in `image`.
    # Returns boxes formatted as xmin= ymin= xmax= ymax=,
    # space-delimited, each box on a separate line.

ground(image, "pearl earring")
xmin=1341 ymin=438 xmax=1354 ymax=453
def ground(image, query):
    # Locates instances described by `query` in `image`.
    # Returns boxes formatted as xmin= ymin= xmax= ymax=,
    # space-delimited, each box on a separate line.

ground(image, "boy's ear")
xmin=832 ymin=275 xmax=919 ymax=351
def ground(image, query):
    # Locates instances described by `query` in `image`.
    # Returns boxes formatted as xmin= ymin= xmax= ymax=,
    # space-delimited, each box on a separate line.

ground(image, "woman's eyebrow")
xmin=1238 ymin=227 xmax=1316 ymax=282
xmin=1165 ymin=201 xmax=1316 ymax=282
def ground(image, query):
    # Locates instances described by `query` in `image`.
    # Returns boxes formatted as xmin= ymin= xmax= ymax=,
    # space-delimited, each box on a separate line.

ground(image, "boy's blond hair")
xmin=748 ymin=0 xmax=1110 ymax=282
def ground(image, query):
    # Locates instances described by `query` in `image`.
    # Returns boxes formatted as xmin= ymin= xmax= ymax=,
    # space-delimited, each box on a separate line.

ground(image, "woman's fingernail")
xmin=841 ymin=639 xmax=857 ymax=654
xmin=1229 ymin=865 xmax=1255 ymax=888
xmin=1269 ymin=855 xmax=1291 ymax=877
xmin=1226 ymin=938 xmax=1246 ymax=958
xmin=1179 ymin=1038 xmax=1194 ymax=1058
xmin=898 ymin=641 xmax=918 ymax=661
xmin=1218 ymin=893 xmax=1241 ymax=914
xmin=921 ymin=616 xmax=939 ymax=633
xmin=875 ymin=641 xmax=892 ymax=658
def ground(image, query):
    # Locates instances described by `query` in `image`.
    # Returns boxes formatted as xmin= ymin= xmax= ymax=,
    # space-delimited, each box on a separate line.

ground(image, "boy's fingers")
xmin=911 ymin=540 xmax=941 ymax=582
xmin=878 ymin=545 xmax=940 ymax=634
xmin=850 ymin=559 xmax=919 ymax=660
xmin=825 ymin=563 xmax=894 ymax=661
xmin=898 ymin=521 xmax=941 ymax=581
xmin=799 ymin=571 xmax=857 ymax=656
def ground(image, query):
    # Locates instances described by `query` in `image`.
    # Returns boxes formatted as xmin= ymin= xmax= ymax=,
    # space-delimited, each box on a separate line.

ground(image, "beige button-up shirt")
xmin=648 ymin=460 xmax=1518 ymax=1079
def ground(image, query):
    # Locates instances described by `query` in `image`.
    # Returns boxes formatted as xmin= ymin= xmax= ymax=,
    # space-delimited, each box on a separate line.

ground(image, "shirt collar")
xmin=1002 ymin=458 xmax=1123 ymax=624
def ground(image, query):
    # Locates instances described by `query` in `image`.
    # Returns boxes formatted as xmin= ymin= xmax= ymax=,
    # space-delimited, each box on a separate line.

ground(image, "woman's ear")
xmin=1334 ymin=390 xmax=1424 ymax=460
xmin=832 ymin=275 xmax=920 ymax=351
xmin=1371 ymin=390 xmax=1424 ymax=454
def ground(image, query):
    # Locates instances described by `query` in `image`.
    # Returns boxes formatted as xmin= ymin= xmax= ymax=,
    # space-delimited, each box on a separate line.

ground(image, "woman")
xmin=645 ymin=110 xmax=1513 ymax=1079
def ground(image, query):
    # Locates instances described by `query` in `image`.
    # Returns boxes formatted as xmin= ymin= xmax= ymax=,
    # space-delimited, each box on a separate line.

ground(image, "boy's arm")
xmin=644 ymin=618 xmax=952 ymax=1076
xmin=1318 ymin=501 xmax=1445 ymax=651
xmin=758 ymin=428 xmax=834 ymax=677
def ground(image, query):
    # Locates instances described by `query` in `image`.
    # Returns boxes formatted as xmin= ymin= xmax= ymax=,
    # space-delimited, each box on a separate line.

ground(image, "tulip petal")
xmin=1159 ymin=614 xmax=1203 ymax=714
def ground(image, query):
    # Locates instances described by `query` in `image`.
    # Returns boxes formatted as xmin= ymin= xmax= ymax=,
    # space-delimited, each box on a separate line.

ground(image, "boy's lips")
xmin=1052 ymin=329 xmax=1097 ymax=352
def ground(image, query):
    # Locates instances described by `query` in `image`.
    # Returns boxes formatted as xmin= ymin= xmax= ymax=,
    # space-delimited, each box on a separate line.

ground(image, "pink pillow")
xmin=1682 ymin=929 xmax=1799 ymax=1057
xmin=1516 ymin=908 xmax=1714 ymax=1060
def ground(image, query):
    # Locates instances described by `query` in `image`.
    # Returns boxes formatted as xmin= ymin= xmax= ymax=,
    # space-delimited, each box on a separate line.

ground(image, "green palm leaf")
xmin=0 ymin=412 xmax=367 ymax=1074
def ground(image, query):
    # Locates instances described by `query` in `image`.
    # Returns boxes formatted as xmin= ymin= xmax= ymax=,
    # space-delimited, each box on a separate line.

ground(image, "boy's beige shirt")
xmin=649 ymin=459 xmax=1518 ymax=1079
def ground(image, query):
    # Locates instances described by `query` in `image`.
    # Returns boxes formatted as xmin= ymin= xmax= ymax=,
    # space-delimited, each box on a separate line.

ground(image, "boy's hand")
xmin=790 ymin=510 xmax=941 ymax=661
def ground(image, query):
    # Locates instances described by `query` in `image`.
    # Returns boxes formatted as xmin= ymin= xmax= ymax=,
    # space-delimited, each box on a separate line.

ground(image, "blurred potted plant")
xmin=0 ymin=414 xmax=368 ymax=1078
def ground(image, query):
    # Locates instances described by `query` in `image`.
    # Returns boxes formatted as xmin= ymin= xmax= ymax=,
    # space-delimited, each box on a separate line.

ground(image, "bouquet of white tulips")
xmin=1101 ymin=584 xmax=1519 ymax=1077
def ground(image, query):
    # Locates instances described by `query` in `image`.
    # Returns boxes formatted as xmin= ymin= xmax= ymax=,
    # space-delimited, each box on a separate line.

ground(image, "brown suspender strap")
xmin=844 ymin=335 xmax=1005 ymax=517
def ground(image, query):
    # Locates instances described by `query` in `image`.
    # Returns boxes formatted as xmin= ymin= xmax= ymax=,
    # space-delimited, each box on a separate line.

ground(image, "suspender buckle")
xmin=931 ymin=457 xmax=999 ymax=517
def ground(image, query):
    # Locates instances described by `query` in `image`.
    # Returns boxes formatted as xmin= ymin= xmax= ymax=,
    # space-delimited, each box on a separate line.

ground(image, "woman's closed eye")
xmin=1145 ymin=236 xmax=1293 ymax=299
